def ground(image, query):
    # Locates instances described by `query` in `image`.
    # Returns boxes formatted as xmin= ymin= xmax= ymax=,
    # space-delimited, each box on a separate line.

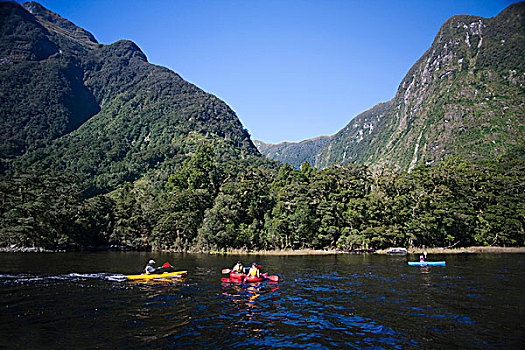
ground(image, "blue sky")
xmin=18 ymin=0 xmax=518 ymax=143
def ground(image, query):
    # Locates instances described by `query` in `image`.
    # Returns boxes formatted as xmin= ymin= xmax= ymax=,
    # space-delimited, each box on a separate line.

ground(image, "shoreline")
xmin=207 ymin=246 xmax=525 ymax=255
xmin=375 ymin=246 xmax=525 ymax=255
xmin=207 ymin=248 xmax=339 ymax=256
xmin=1 ymin=246 xmax=524 ymax=255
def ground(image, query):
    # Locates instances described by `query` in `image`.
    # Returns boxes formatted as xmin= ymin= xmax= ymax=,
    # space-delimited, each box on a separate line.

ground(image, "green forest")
xmin=0 ymin=2 xmax=523 ymax=253
xmin=1 ymin=143 xmax=523 ymax=252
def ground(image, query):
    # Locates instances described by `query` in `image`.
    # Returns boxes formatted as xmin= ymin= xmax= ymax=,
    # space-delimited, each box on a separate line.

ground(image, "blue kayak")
xmin=408 ymin=261 xmax=446 ymax=266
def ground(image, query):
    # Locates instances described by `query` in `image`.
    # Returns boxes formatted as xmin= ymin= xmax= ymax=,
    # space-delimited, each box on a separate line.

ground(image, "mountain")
xmin=0 ymin=1 xmax=100 ymax=167
xmin=254 ymin=136 xmax=332 ymax=168
xmin=262 ymin=3 xmax=525 ymax=170
xmin=1 ymin=1 xmax=523 ymax=252
xmin=0 ymin=1 xmax=260 ymax=194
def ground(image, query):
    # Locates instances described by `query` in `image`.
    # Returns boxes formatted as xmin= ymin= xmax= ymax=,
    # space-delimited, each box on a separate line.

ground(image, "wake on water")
xmin=0 ymin=272 xmax=129 ymax=285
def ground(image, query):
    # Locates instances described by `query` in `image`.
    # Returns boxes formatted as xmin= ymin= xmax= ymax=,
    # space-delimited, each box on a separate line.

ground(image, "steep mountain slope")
xmin=316 ymin=2 xmax=524 ymax=170
xmin=260 ymin=3 xmax=524 ymax=170
xmin=0 ymin=1 xmax=100 ymax=169
xmin=0 ymin=1 xmax=260 ymax=193
xmin=254 ymin=136 xmax=332 ymax=168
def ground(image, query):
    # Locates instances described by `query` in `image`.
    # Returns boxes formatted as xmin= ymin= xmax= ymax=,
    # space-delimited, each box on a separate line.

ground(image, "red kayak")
xmin=228 ymin=272 xmax=264 ymax=282
xmin=229 ymin=272 xmax=246 ymax=281
xmin=222 ymin=268 xmax=279 ymax=282
xmin=245 ymin=275 xmax=264 ymax=282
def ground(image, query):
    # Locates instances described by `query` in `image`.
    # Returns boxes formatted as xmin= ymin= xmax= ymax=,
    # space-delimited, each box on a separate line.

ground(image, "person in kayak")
xmin=419 ymin=251 xmax=428 ymax=262
xmin=144 ymin=259 xmax=157 ymax=274
xmin=232 ymin=261 xmax=244 ymax=273
xmin=247 ymin=263 xmax=260 ymax=278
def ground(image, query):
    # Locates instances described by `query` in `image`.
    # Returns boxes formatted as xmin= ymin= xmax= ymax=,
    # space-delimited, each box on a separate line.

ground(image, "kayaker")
xmin=247 ymin=263 xmax=260 ymax=278
xmin=424 ymin=251 xmax=428 ymax=261
xmin=144 ymin=259 xmax=157 ymax=274
xmin=232 ymin=261 xmax=244 ymax=273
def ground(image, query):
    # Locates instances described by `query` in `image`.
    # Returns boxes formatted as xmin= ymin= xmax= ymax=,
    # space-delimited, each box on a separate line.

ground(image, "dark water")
xmin=1 ymin=252 xmax=524 ymax=349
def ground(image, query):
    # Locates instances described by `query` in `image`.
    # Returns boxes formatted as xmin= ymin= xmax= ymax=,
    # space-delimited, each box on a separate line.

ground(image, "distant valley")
xmin=256 ymin=3 xmax=524 ymax=170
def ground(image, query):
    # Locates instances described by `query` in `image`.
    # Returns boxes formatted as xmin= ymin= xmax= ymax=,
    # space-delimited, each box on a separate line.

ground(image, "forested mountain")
xmin=0 ymin=1 xmax=260 ymax=195
xmin=0 ymin=2 xmax=523 ymax=252
xmin=0 ymin=1 xmax=100 ymax=170
xmin=254 ymin=136 xmax=332 ymax=169
xmin=262 ymin=3 xmax=525 ymax=170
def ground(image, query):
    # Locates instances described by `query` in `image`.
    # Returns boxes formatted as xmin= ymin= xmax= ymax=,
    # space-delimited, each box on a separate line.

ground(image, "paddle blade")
xmin=267 ymin=275 xmax=279 ymax=282
xmin=161 ymin=262 xmax=172 ymax=268
xmin=221 ymin=269 xmax=231 ymax=274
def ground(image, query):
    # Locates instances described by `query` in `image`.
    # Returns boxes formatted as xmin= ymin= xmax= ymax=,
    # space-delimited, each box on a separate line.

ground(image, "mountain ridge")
xmin=259 ymin=2 xmax=524 ymax=170
xmin=23 ymin=1 xmax=99 ymax=48
xmin=254 ymin=135 xmax=333 ymax=168
xmin=0 ymin=1 xmax=523 ymax=253
xmin=0 ymin=1 xmax=260 ymax=193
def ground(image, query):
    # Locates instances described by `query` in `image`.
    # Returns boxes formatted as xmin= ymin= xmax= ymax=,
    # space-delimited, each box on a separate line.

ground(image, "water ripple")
xmin=1 ymin=253 xmax=523 ymax=348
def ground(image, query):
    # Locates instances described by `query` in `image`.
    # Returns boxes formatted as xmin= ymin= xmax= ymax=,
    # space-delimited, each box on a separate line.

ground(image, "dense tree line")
xmin=1 ymin=144 xmax=523 ymax=251
xmin=2 ymin=2 xmax=523 ymax=252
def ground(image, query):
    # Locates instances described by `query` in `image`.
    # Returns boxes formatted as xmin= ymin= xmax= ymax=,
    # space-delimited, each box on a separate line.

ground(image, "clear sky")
xmin=17 ymin=0 xmax=518 ymax=143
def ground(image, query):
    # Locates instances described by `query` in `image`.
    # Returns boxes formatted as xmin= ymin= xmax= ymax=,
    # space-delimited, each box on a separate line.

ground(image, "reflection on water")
xmin=0 ymin=252 xmax=524 ymax=349
xmin=220 ymin=281 xmax=280 ymax=342
xmin=221 ymin=281 xmax=280 ymax=321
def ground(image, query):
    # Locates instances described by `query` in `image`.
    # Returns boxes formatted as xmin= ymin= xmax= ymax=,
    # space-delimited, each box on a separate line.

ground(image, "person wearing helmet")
xmin=232 ymin=261 xmax=244 ymax=273
xmin=144 ymin=259 xmax=157 ymax=274
xmin=247 ymin=262 xmax=260 ymax=278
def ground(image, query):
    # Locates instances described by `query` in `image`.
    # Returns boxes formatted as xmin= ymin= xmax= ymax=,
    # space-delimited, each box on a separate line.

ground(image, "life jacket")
xmin=233 ymin=264 xmax=243 ymax=272
xmin=248 ymin=267 xmax=259 ymax=277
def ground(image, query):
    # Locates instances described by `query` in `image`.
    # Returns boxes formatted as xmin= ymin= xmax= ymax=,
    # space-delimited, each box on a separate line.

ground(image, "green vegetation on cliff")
xmin=254 ymin=137 xmax=332 ymax=169
xmin=262 ymin=3 xmax=525 ymax=171
xmin=1 ymin=1 xmax=260 ymax=196
xmin=0 ymin=2 xmax=523 ymax=251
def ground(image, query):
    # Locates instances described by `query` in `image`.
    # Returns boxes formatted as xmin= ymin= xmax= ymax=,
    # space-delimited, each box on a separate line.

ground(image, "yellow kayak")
xmin=127 ymin=270 xmax=187 ymax=280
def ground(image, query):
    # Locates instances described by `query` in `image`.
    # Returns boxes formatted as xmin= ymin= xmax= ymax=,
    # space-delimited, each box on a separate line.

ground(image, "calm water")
xmin=1 ymin=252 xmax=524 ymax=349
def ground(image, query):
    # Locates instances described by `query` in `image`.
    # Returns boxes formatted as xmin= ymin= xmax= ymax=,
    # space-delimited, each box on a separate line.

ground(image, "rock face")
xmin=0 ymin=1 xmax=259 ymax=192
xmin=263 ymin=3 xmax=525 ymax=170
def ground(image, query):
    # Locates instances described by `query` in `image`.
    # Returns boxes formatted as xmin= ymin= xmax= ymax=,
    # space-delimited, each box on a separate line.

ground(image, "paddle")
xmin=222 ymin=268 xmax=249 ymax=274
xmin=223 ymin=265 xmax=253 ymax=274
xmin=262 ymin=273 xmax=279 ymax=282
xmin=155 ymin=262 xmax=174 ymax=274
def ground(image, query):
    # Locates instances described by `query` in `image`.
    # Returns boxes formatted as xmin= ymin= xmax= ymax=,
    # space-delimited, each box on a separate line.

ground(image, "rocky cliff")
xmin=262 ymin=3 xmax=525 ymax=170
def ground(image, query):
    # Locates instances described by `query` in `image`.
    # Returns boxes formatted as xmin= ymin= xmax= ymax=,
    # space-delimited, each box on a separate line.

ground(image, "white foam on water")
xmin=1 ymin=272 xmax=129 ymax=284
xmin=105 ymin=274 xmax=128 ymax=282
